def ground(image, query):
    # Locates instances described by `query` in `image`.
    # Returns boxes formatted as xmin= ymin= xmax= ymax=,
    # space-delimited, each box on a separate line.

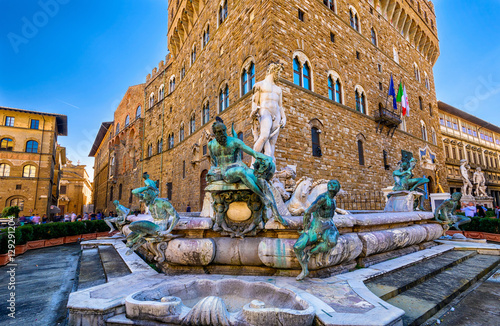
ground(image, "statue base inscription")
xmin=384 ymin=191 xmax=423 ymax=212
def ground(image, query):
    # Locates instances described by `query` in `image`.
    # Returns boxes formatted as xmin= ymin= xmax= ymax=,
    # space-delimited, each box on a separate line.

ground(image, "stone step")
xmin=106 ymin=313 xmax=168 ymax=326
xmin=78 ymin=248 xmax=106 ymax=290
xmin=366 ymin=250 xmax=476 ymax=301
xmin=385 ymin=254 xmax=500 ymax=326
xmin=98 ymin=245 xmax=131 ymax=281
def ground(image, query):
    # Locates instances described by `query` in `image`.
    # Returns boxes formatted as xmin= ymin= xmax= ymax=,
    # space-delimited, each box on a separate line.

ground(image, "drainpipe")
xmin=34 ymin=116 xmax=46 ymax=215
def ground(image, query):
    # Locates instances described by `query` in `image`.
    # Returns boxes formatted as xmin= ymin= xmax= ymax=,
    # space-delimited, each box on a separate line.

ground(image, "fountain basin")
xmin=125 ymin=279 xmax=314 ymax=326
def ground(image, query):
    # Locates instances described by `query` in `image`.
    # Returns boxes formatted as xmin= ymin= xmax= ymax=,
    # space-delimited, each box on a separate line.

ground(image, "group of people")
xmin=460 ymin=202 xmax=499 ymax=218
xmin=18 ymin=214 xmax=48 ymax=225
xmin=17 ymin=211 xmax=121 ymax=225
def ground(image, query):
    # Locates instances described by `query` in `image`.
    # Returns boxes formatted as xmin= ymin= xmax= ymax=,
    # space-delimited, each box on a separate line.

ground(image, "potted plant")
xmin=95 ymin=220 xmax=112 ymax=237
xmin=15 ymin=226 xmax=32 ymax=256
xmin=44 ymin=223 xmax=66 ymax=247
xmin=65 ymin=222 xmax=84 ymax=243
xmin=28 ymin=224 xmax=46 ymax=249
xmin=0 ymin=232 xmax=9 ymax=266
xmin=81 ymin=220 xmax=97 ymax=240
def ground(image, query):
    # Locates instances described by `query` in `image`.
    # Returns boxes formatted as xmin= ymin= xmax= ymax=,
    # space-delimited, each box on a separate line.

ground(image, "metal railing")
xmin=337 ymin=191 xmax=385 ymax=211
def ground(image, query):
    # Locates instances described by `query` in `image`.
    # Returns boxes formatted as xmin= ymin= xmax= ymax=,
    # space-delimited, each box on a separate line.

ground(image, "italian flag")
xmin=396 ymin=83 xmax=410 ymax=116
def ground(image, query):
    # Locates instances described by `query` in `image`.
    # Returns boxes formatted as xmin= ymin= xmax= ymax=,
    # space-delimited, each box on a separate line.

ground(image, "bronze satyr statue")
xmin=293 ymin=180 xmax=341 ymax=281
xmin=126 ymin=173 xmax=181 ymax=255
xmin=392 ymin=158 xmax=429 ymax=210
xmin=434 ymin=192 xmax=471 ymax=231
xmin=105 ymin=200 xmax=130 ymax=233
xmin=207 ymin=117 xmax=288 ymax=227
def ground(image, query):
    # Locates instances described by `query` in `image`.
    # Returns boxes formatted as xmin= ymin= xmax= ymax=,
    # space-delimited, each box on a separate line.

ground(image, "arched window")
xmin=180 ymin=125 xmax=185 ymax=142
xmin=180 ymin=64 xmax=185 ymax=80
xmin=115 ymin=123 xmax=120 ymax=135
xmin=393 ymin=46 xmax=399 ymax=63
xmin=169 ymin=77 xmax=176 ymax=93
xmin=157 ymin=138 xmax=163 ymax=154
xmin=421 ymin=121 xmax=428 ymax=141
xmin=202 ymin=102 xmax=210 ymax=125
xmin=429 ymin=104 xmax=433 ymax=116
xmin=219 ymin=84 xmax=229 ymax=112
xmin=414 ymin=64 xmax=420 ymax=81
xmin=327 ymin=73 xmax=342 ymax=103
xmin=311 ymin=127 xmax=321 ymax=157
xmin=419 ymin=96 xmax=423 ymax=110
xmin=125 ymin=115 xmax=130 ymax=127
xmin=371 ymin=28 xmax=377 ymax=46
xmin=357 ymin=140 xmax=365 ymax=165
xmin=147 ymin=144 xmax=153 ymax=157
xmin=149 ymin=93 xmax=155 ymax=109
xmin=159 ymin=85 xmax=165 ymax=100
xmin=293 ymin=56 xmax=312 ymax=90
xmin=219 ymin=0 xmax=228 ymax=25
xmin=293 ymin=57 xmax=302 ymax=86
xmin=25 ymin=140 xmax=38 ymax=153
xmin=190 ymin=115 xmax=196 ymax=134
xmin=203 ymin=25 xmax=210 ymax=47
xmin=241 ymin=62 xmax=255 ymax=96
xmin=110 ymin=186 xmax=114 ymax=201
xmin=303 ymin=62 xmax=311 ymax=90
xmin=118 ymin=184 xmax=123 ymax=200
xmin=0 ymin=163 xmax=10 ymax=177
xmin=23 ymin=165 xmax=36 ymax=178
xmin=0 ymin=138 xmax=13 ymax=151
xmin=424 ymin=73 xmax=430 ymax=89
xmin=323 ymin=0 xmax=335 ymax=11
xmin=191 ymin=45 xmax=197 ymax=65
xmin=355 ymin=88 xmax=366 ymax=114
xmin=136 ymin=106 xmax=141 ymax=118
xmin=168 ymin=133 xmax=174 ymax=149
xmin=349 ymin=8 xmax=359 ymax=32
xmin=10 ymin=198 xmax=24 ymax=211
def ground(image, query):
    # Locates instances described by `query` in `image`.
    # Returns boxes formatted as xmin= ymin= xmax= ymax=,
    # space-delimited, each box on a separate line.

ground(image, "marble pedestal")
xmin=430 ymin=193 xmax=451 ymax=213
xmin=384 ymin=191 xmax=422 ymax=212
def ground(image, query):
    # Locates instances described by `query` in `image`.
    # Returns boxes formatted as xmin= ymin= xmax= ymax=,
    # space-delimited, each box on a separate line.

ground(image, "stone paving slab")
xmin=0 ymin=244 xmax=81 ymax=326
xmin=386 ymin=254 xmax=500 ymax=326
xmin=98 ymin=245 xmax=131 ymax=281
xmin=78 ymin=248 xmax=106 ymax=290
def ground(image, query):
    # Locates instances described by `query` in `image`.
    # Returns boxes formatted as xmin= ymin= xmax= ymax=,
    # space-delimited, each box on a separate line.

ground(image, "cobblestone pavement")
xmin=0 ymin=244 xmax=80 ymax=325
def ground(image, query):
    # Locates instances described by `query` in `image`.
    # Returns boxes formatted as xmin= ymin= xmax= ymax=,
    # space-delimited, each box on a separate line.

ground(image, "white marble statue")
xmin=473 ymin=167 xmax=488 ymax=197
xmin=285 ymin=177 xmax=348 ymax=216
xmin=460 ymin=159 xmax=473 ymax=197
xmin=251 ymin=63 xmax=286 ymax=163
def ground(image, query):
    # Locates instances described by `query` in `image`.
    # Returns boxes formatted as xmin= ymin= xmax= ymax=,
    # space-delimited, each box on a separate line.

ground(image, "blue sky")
xmin=0 ymin=0 xmax=499 ymax=178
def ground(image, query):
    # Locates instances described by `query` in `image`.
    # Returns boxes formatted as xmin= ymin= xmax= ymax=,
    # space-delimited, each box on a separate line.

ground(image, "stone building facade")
xmin=0 ymin=106 xmax=67 ymax=216
xmin=93 ymin=0 xmax=446 ymax=212
xmin=58 ymin=160 xmax=93 ymax=216
xmin=90 ymin=84 xmax=145 ymax=214
xmin=438 ymin=101 xmax=500 ymax=206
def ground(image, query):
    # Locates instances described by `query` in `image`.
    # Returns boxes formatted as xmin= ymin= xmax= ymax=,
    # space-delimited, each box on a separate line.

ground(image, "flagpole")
xmin=385 ymin=74 xmax=391 ymax=110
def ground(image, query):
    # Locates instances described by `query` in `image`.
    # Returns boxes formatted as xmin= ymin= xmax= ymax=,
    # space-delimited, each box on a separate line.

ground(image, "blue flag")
xmin=388 ymin=74 xmax=397 ymax=110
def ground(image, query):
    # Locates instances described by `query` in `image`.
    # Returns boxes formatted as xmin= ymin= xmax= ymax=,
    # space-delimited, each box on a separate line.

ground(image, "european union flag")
xmin=388 ymin=74 xmax=397 ymax=110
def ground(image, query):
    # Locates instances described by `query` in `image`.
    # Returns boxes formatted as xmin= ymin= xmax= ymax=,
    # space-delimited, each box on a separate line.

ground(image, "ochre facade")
xmin=0 ymin=106 xmax=67 ymax=216
xmin=438 ymin=101 xmax=500 ymax=206
xmin=92 ymin=0 xmax=448 ymax=213
xmin=58 ymin=160 xmax=93 ymax=216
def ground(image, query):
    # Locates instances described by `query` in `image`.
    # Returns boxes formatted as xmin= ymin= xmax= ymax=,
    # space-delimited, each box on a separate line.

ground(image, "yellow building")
xmin=0 ymin=106 xmax=67 ymax=217
xmin=58 ymin=160 xmax=93 ymax=216
xmin=438 ymin=101 xmax=500 ymax=206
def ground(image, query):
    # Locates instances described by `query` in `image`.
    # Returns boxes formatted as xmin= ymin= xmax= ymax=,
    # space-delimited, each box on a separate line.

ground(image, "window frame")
xmin=25 ymin=140 xmax=38 ymax=153
xmin=22 ymin=165 xmax=36 ymax=178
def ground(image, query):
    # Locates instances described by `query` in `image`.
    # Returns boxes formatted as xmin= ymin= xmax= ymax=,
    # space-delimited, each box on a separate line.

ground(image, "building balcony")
xmin=374 ymin=107 xmax=402 ymax=136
